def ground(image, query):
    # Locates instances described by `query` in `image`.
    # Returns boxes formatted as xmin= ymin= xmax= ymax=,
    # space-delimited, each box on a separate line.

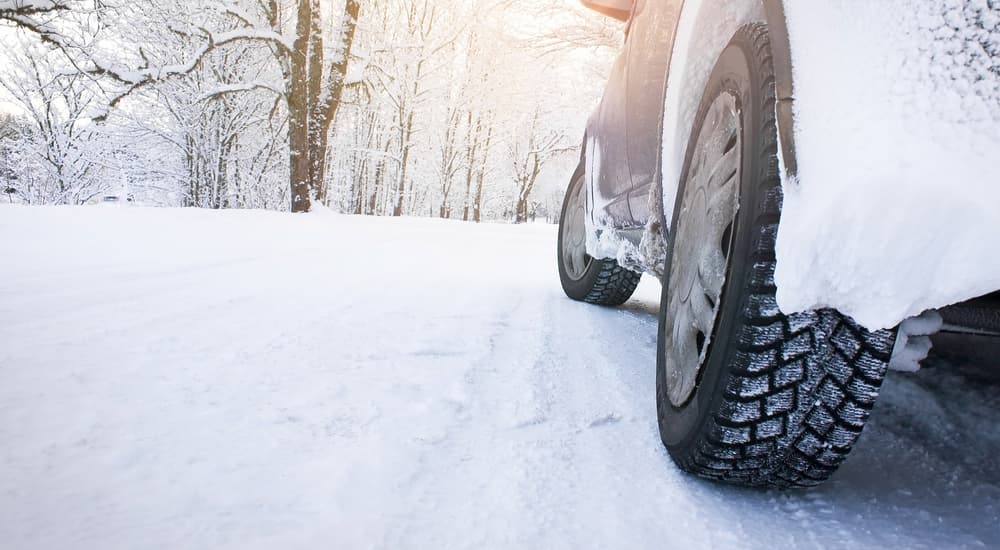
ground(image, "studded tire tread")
xmin=581 ymin=260 xmax=642 ymax=306
xmin=557 ymin=165 xmax=643 ymax=307
xmin=658 ymin=24 xmax=897 ymax=488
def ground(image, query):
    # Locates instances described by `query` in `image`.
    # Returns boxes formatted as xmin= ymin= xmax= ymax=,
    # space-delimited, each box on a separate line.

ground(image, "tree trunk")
xmin=461 ymin=113 xmax=479 ymax=222
xmin=309 ymin=0 xmax=359 ymax=206
xmin=514 ymin=156 xmax=541 ymax=224
xmin=371 ymin=157 xmax=384 ymax=215
xmin=287 ymin=0 xmax=313 ymax=212
xmin=472 ymin=123 xmax=493 ymax=223
xmin=353 ymin=153 xmax=367 ymax=215
xmin=305 ymin=0 xmax=325 ymax=204
xmin=287 ymin=0 xmax=359 ymax=213
xmin=392 ymin=109 xmax=415 ymax=217
xmin=515 ymin=196 xmax=530 ymax=223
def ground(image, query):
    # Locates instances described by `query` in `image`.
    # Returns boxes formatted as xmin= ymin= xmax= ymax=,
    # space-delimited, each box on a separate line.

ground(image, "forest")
xmin=0 ymin=0 xmax=620 ymax=223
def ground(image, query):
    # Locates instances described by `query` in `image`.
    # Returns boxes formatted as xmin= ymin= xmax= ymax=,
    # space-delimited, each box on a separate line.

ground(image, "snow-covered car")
xmin=557 ymin=0 xmax=1000 ymax=487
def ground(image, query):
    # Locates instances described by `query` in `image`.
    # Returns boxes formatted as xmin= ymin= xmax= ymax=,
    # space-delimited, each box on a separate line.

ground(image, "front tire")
xmin=656 ymin=25 xmax=897 ymax=488
xmin=558 ymin=167 xmax=641 ymax=306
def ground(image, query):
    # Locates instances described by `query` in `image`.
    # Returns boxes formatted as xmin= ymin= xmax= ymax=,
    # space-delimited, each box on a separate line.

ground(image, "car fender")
xmin=774 ymin=2 xmax=1000 ymax=329
xmin=660 ymin=0 xmax=1000 ymax=330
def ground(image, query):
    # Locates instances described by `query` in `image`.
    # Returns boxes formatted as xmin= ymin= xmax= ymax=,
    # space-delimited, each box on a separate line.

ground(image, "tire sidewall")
xmin=657 ymin=33 xmax=768 ymax=450
xmin=558 ymin=166 xmax=603 ymax=299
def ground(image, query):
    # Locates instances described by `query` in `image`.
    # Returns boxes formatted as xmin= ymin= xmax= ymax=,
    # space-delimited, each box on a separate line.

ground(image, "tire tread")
xmin=581 ymin=260 xmax=642 ymax=306
xmin=667 ymin=24 xmax=896 ymax=488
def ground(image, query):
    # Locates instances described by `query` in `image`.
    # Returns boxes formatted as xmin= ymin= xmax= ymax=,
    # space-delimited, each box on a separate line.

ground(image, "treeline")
xmin=0 ymin=0 xmax=618 ymax=222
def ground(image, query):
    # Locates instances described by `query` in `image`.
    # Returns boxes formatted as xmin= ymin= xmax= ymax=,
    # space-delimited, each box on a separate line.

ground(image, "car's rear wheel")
xmin=656 ymin=24 xmax=897 ymax=488
xmin=558 ymin=167 xmax=642 ymax=306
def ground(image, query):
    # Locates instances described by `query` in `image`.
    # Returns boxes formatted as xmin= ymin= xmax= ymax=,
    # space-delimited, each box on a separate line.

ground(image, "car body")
xmin=560 ymin=0 xmax=1000 ymax=487
xmin=580 ymin=0 xmax=1000 ymax=333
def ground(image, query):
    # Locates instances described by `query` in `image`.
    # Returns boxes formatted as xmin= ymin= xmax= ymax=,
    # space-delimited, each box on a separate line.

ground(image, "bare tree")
xmin=2 ymin=0 xmax=360 ymax=213
xmin=1 ymin=0 xmax=611 ymax=221
xmin=0 ymin=45 xmax=109 ymax=204
xmin=508 ymin=108 xmax=574 ymax=223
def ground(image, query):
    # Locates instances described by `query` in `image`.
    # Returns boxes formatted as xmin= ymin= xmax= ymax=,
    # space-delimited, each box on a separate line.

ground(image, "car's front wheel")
xmin=557 ymin=167 xmax=642 ymax=306
xmin=656 ymin=24 xmax=897 ymax=488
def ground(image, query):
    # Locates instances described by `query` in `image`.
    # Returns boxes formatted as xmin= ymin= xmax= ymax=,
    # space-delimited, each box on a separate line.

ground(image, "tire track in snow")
xmin=377 ymin=279 xmax=724 ymax=549
xmin=377 ymin=287 xmax=548 ymax=549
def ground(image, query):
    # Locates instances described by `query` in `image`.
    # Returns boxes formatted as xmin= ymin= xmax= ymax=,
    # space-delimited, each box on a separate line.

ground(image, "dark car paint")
xmin=623 ymin=0 xmax=680 ymax=224
xmin=587 ymin=40 xmax=635 ymax=226
xmin=585 ymin=0 xmax=676 ymax=230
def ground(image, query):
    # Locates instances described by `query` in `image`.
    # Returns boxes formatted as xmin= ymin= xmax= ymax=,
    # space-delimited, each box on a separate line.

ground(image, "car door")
xmin=587 ymin=7 xmax=637 ymax=228
xmin=624 ymin=0 xmax=680 ymax=225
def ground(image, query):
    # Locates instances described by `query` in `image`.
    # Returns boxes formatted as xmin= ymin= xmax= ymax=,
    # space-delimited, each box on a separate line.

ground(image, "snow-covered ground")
xmin=1 ymin=206 xmax=998 ymax=550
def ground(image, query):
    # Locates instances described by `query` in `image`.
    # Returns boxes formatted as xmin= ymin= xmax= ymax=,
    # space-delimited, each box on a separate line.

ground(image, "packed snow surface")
xmin=1 ymin=206 xmax=999 ymax=549
xmin=777 ymin=1 xmax=1000 ymax=329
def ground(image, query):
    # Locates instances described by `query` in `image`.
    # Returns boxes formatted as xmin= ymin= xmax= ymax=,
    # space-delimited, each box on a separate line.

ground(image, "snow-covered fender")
xmin=658 ymin=0 xmax=1000 ymax=331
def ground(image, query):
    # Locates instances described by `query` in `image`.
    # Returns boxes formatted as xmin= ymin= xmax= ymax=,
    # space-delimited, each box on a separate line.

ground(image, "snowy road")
xmin=1 ymin=206 xmax=998 ymax=550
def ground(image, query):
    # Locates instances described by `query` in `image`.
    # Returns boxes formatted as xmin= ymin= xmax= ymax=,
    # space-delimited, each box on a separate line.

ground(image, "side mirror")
xmin=580 ymin=0 xmax=632 ymax=22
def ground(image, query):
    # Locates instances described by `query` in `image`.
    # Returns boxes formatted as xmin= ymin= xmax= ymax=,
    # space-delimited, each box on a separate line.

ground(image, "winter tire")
xmin=655 ymin=24 xmax=897 ymax=488
xmin=558 ymin=167 xmax=642 ymax=306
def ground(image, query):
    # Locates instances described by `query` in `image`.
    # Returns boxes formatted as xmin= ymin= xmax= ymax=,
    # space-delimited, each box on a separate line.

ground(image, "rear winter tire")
xmin=558 ymin=167 xmax=642 ymax=306
xmin=655 ymin=24 xmax=897 ymax=488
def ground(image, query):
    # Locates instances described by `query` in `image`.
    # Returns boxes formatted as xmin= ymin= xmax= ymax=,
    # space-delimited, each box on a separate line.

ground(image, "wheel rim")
xmin=663 ymin=92 xmax=742 ymax=408
xmin=561 ymin=177 xmax=592 ymax=281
